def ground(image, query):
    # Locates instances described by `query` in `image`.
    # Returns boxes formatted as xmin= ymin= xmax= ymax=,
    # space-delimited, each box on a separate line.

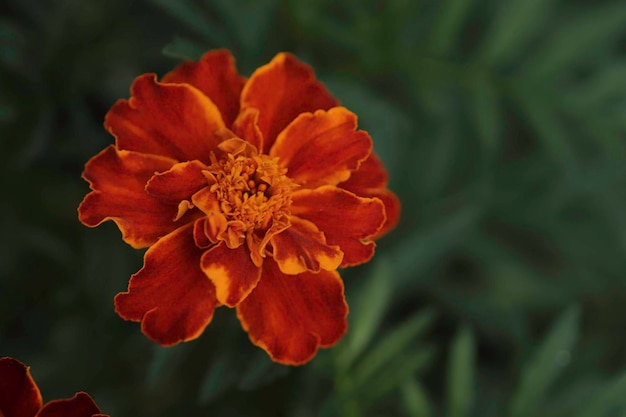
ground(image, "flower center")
xmin=206 ymin=152 xmax=296 ymax=232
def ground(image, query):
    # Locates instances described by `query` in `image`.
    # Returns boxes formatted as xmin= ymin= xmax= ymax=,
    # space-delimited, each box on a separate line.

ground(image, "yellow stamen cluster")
xmin=206 ymin=152 xmax=297 ymax=233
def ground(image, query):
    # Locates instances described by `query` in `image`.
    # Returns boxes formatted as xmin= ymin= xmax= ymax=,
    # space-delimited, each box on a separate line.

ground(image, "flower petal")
xmin=105 ymin=73 xmax=228 ymax=163
xmin=78 ymin=146 xmax=200 ymax=249
xmin=270 ymin=107 xmax=372 ymax=188
xmin=232 ymin=107 xmax=263 ymax=151
xmin=0 ymin=357 xmax=42 ymax=417
xmin=270 ymin=217 xmax=343 ymax=275
xmin=35 ymin=393 xmax=102 ymax=417
xmin=114 ymin=223 xmax=218 ymax=346
xmin=291 ymin=186 xmax=386 ymax=267
xmin=237 ymin=258 xmax=348 ymax=365
xmin=162 ymin=49 xmax=246 ymax=126
xmin=200 ymin=242 xmax=262 ymax=307
xmin=340 ymin=153 xmax=400 ymax=238
xmin=241 ymin=52 xmax=338 ymax=153
xmin=145 ymin=160 xmax=208 ymax=203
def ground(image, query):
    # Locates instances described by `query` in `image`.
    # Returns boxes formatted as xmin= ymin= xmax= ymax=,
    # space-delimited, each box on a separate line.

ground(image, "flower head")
xmin=0 ymin=357 xmax=107 ymax=417
xmin=78 ymin=50 xmax=400 ymax=365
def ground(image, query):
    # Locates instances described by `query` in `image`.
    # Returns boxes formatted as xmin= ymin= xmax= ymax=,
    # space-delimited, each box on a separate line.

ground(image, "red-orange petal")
xmin=237 ymin=258 xmax=348 ymax=365
xmin=291 ymin=186 xmax=386 ymax=267
xmin=145 ymin=160 xmax=208 ymax=203
xmin=35 ymin=393 xmax=103 ymax=417
xmin=270 ymin=217 xmax=343 ymax=275
xmin=162 ymin=49 xmax=246 ymax=127
xmin=240 ymin=52 xmax=338 ymax=153
xmin=340 ymin=153 xmax=400 ymax=238
xmin=105 ymin=73 xmax=227 ymax=164
xmin=200 ymin=242 xmax=262 ymax=307
xmin=270 ymin=107 xmax=372 ymax=188
xmin=78 ymin=146 xmax=199 ymax=249
xmin=114 ymin=223 xmax=218 ymax=346
xmin=0 ymin=357 xmax=42 ymax=417
xmin=232 ymin=107 xmax=263 ymax=151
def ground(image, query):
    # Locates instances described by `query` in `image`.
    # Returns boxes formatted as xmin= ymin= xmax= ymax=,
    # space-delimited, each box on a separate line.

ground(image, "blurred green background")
xmin=2 ymin=0 xmax=626 ymax=415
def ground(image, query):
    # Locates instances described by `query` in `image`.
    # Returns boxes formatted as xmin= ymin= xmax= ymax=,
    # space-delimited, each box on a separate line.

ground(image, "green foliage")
xmin=2 ymin=0 xmax=626 ymax=415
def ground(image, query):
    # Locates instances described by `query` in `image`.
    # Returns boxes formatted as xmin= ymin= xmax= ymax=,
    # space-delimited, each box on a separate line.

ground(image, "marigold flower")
xmin=0 ymin=357 xmax=107 ymax=417
xmin=78 ymin=50 xmax=400 ymax=365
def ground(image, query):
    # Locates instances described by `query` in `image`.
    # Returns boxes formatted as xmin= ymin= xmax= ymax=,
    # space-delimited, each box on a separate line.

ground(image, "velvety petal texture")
xmin=270 ymin=107 xmax=372 ymax=188
xmin=79 ymin=146 xmax=195 ymax=248
xmin=36 ymin=394 xmax=100 ymax=417
xmin=340 ymin=153 xmax=400 ymax=237
xmin=115 ymin=223 xmax=218 ymax=346
xmin=0 ymin=357 xmax=42 ymax=417
xmin=0 ymin=358 xmax=107 ymax=417
xmin=291 ymin=186 xmax=386 ymax=267
xmin=162 ymin=49 xmax=246 ymax=126
xmin=79 ymin=49 xmax=399 ymax=366
xmin=200 ymin=242 xmax=262 ymax=307
xmin=105 ymin=74 xmax=228 ymax=164
xmin=237 ymin=259 xmax=348 ymax=365
xmin=241 ymin=52 xmax=338 ymax=153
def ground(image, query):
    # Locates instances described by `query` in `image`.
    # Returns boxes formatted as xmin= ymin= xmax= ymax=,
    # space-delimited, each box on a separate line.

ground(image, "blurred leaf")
xmin=478 ymin=0 xmax=555 ymax=66
xmin=429 ymin=0 xmax=477 ymax=56
xmin=146 ymin=344 xmax=192 ymax=389
xmin=209 ymin=0 xmax=277 ymax=53
xmin=402 ymin=377 xmax=433 ymax=417
xmin=526 ymin=2 xmax=626 ymax=78
xmin=352 ymin=308 xmax=436 ymax=386
xmin=574 ymin=371 xmax=626 ymax=417
xmin=512 ymin=84 xmax=578 ymax=175
xmin=509 ymin=307 xmax=580 ymax=417
xmin=469 ymin=71 xmax=501 ymax=161
xmin=567 ymin=61 xmax=626 ymax=109
xmin=337 ymin=257 xmax=394 ymax=369
xmin=446 ymin=325 xmax=475 ymax=417
xmin=162 ymin=35 xmax=206 ymax=60
xmin=237 ymin=350 xmax=289 ymax=391
xmin=361 ymin=347 xmax=435 ymax=406
xmin=148 ymin=0 xmax=229 ymax=45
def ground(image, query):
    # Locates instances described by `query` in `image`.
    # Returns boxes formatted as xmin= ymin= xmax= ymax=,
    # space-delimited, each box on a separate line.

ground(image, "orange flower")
xmin=78 ymin=50 xmax=400 ymax=365
xmin=0 ymin=357 xmax=108 ymax=417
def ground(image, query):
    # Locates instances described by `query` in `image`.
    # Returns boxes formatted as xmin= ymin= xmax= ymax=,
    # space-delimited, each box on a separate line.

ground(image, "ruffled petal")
xmin=291 ymin=186 xmax=386 ymax=267
xmin=162 ymin=49 xmax=246 ymax=126
xmin=145 ymin=160 xmax=208 ymax=203
xmin=105 ymin=74 xmax=228 ymax=164
xmin=200 ymin=242 xmax=262 ymax=307
xmin=232 ymin=107 xmax=263 ymax=151
xmin=35 ymin=393 xmax=102 ymax=417
xmin=114 ymin=223 xmax=218 ymax=346
xmin=270 ymin=107 xmax=372 ymax=188
xmin=78 ymin=146 xmax=201 ymax=249
xmin=270 ymin=217 xmax=343 ymax=275
xmin=240 ymin=52 xmax=338 ymax=153
xmin=0 ymin=357 xmax=42 ymax=417
xmin=237 ymin=258 xmax=348 ymax=365
xmin=340 ymin=153 xmax=400 ymax=238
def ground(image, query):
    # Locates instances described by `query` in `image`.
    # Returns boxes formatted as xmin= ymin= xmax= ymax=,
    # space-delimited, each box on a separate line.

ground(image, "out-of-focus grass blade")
xmin=526 ymin=3 xmax=626 ymax=79
xmin=237 ymin=350 xmax=289 ymax=391
xmin=446 ymin=325 xmax=475 ymax=417
xmin=197 ymin=349 xmax=238 ymax=404
xmin=146 ymin=344 xmax=192 ymax=390
xmin=470 ymin=71 xmax=501 ymax=161
xmin=402 ymin=377 xmax=433 ymax=417
xmin=149 ymin=0 xmax=229 ymax=45
xmin=352 ymin=308 xmax=436 ymax=385
xmin=567 ymin=61 xmax=626 ymax=109
xmin=574 ymin=372 xmax=626 ymax=417
xmin=429 ymin=0 xmax=477 ymax=56
xmin=512 ymin=85 xmax=578 ymax=176
xmin=337 ymin=257 xmax=393 ymax=369
xmin=389 ymin=203 xmax=483 ymax=289
xmin=162 ymin=35 xmax=206 ymax=61
xmin=361 ymin=347 xmax=435 ymax=406
xmin=478 ymin=0 xmax=555 ymax=66
xmin=509 ymin=307 xmax=580 ymax=417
